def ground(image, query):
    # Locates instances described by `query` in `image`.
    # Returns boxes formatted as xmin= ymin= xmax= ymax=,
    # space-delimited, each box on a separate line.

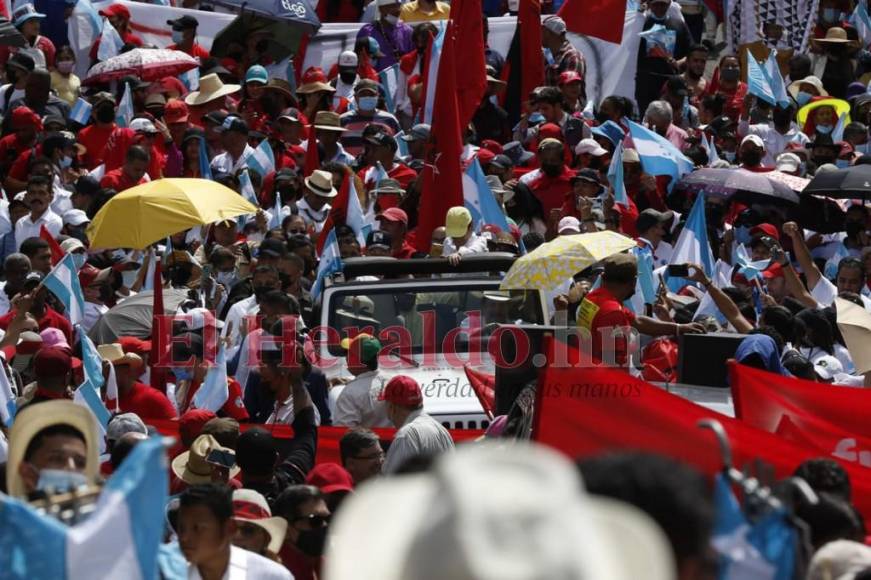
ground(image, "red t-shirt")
xmin=101 ymin=168 xmax=146 ymax=193
xmin=0 ymin=134 xmax=33 ymax=176
xmin=117 ymin=382 xmax=177 ymax=421
xmin=520 ymin=166 xmax=575 ymax=214
xmin=576 ymin=287 xmax=636 ymax=366
xmin=393 ymin=240 xmax=417 ymax=259
xmin=103 ymin=128 xmax=137 ymax=171
xmin=78 ymin=124 xmax=115 ymax=169
xmin=279 ymin=542 xmax=323 ymax=580
xmin=181 ymin=377 xmax=249 ymax=421
xmin=167 ymin=42 xmax=210 ymax=60
xmin=8 ymin=145 xmax=43 ymax=184
xmin=0 ymin=307 xmax=73 ymax=343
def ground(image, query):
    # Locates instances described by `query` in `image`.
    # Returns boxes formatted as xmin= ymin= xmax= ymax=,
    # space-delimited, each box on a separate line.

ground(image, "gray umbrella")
xmin=88 ymin=289 xmax=191 ymax=344
xmin=0 ymin=18 xmax=26 ymax=48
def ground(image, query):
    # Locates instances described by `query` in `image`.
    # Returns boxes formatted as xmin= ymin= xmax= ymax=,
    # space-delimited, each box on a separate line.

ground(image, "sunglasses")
xmin=294 ymin=513 xmax=330 ymax=528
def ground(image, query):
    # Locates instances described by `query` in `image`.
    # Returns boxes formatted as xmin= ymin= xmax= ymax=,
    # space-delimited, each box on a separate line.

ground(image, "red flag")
xmin=303 ymin=122 xmax=320 ymax=178
xmin=451 ymin=0 xmax=487 ymax=129
xmin=40 ymin=225 xmax=64 ymax=266
xmin=519 ymin=0 xmax=545 ymax=106
xmin=532 ymin=340 xmax=871 ymax=527
xmin=414 ymin=21 xmax=464 ymax=252
xmin=463 ymin=365 xmax=495 ymax=419
xmin=316 ymin=174 xmax=350 ymax=255
xmin=150 ymin=257 xmax=167 ymax=394
xmin=558 ymin=0 xmax=627 ymax=44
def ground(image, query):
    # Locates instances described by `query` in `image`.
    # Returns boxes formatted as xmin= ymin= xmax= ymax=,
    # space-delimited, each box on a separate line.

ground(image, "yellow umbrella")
xmin=500 ymin=231 xmax=636 ymax=291
xmin=87 ymin=178 xmax=259 ymax=249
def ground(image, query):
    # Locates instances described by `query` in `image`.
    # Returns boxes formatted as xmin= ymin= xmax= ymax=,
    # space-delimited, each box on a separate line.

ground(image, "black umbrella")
xmin=0 ymin=18 xmax=26 ymax=48
xmin=803 ymin=164 xmax=871 ymax=199
xmin=675 ymin=168 xmax=800 ymax=205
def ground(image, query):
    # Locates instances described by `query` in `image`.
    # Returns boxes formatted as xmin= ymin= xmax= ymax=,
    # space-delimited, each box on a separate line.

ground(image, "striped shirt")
xmin=339 ymin=109 xmax=401 ymax=157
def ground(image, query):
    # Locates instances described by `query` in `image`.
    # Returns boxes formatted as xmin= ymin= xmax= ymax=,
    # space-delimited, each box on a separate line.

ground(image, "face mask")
xmin=216 ymin=270 xmax=238 ymax=287
xmin=846 ymin=221 xmax=863 ymax=237
xmin=357 ymin=96 xmax=378 ymax=112
xmin=171 ymin=29 xmax=184 ymax=43
xmin=121 ymin=269 xmax=137 ymax=288
xmin=823 ymin=7 xmax=838 ymax=22
xmin=96 ymin=106 xmax=115 ymax=124
xmin=741 ymin=151 xmax=762 ymax=166
xmin=36 ymin=469 xmax=89 ymax=492
xmin=795 ymin=91 xmax=813 ymax=107
xmin=720 ymin=68 xmax=740 ymax=82
xmin=836 ymin=158 xmax=850 ymax=169
xmin=5 ymin=70 xmax=16 ymax=84
xmin=171 ymin=367 xmax=194 ymax=382
xmin=772 ymin=109 xmax=793 ymax=126
xmin=339 ymin=71 xmax=356 ymax=84
xmin=59 ymin=155 xmax=73 ymax=169
xmin=541 ymin=163 xmax=562 ymax=177
xmin=253 ymin=285 xmax=272 ymax=300
xmin=384 ymin=13 xmax=399 ymax=25
xmin=735 ymin=225 xmax=752 ymax=245
xmin=724 ymin=151 xmax=736 ymax=162
xmin=816 ymin=124 xmax=833 ymax=134
xmin=71 ymin=252 xmax=87 ymax=269
xmin=56 ymin=60 xmax=74 ymax=74
xmin=296 ymin=525 xmax=328 ymax=557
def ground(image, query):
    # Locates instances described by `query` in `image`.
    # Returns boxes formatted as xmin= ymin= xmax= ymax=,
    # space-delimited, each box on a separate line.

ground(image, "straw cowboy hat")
xmin=184 ymin=74 xmax=242 ymax=107
xmin=98 ymin=343 xmax=143 ymax=369
xmin=6 ymin=400 xmax=100 ymax=499
xmin=304 ymin=169 xmax=338 ymax=198
xmin=232 ymin=489 xmax=288 ymax=554
xmin=811 ymin=27 xmax=859 ymax=49
xmin=172 ymin=434 xmax=241 ymax=485
xmin=787 ymin=75 xmax=828 ymax=99
xmin=313 ymin=111 xmax=347 ymax=132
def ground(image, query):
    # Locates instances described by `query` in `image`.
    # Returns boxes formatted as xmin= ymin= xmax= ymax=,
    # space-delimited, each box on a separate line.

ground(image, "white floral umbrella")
xmin=84 ymin=48 xmax=198 ymax=85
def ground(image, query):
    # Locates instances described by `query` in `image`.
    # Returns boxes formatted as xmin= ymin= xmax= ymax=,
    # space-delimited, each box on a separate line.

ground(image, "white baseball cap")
xmin=740 ymin=134 xmax=766 ymax=150
xmin=574 ymin=138 xmax=608 ymax=157
xmin=338 ymin=50 xmax=358 ymax=68
xmin=323 ymin=443 xmax=675 ymax=580
xmin=812 ymin=354 xmax=844 ymax=381
xmin=62 ymin=208 xmax=90 ymax=227
xmin=130 ymin=117 xmax=159 ymax=134
xmin=775 ymin=152 xmax=801 ymax=173
xmin=558 ymin=216 xmax=582 ymax=234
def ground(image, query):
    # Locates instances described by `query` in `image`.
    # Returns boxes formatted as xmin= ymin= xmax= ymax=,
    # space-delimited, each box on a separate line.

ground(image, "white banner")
xmin=68 ymin=3 xmax=639 ymax=107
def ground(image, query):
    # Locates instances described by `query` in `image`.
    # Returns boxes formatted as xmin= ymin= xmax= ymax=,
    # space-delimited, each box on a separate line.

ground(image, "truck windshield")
xmin=325 ymin=285 xmax=544 ymax=355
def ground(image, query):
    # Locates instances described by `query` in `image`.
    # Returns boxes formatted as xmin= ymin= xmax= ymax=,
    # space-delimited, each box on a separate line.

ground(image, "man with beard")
xmin=738 ymin=101 xmax=808 ymax=166
xmin=576 ymin=253 xmax=704 ymax=366
xmin=519 ymin=138 xmax=575 ymax=214
xmin=15 ymin=175 xmax=61 ymax=249
xmin=681 ymin=44 xmax=709 ymax=100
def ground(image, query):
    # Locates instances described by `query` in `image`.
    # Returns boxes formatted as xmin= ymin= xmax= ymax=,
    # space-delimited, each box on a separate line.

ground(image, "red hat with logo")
xmin=164 ymin=100 xmax=190 ymax=124
xmin=99 ymin=4 xmax=130 ymax=19
xmin=750 ymin=223 xmax=780 ymax=242
xmin=379 ymin=375 xmax=423 ymax=407
xmin=305 ymin=462 xmax=355 ymax=494
xmin=538 ymin=123 xmax=563 ymax=141
xmin=558 ymin=71 xmax=584 ymax=85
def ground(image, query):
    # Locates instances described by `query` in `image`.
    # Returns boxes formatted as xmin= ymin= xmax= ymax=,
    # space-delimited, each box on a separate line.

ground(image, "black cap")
xmin=73 ymin=175 xmax=101 ymax=197
xmin=665 ymin=75 xmax=689 ymax=97
xmin=43 ymin=114 xmax=66 ymax=128
xmin=274 ymin=167 xmax=298 ymax=182
xmin=571 ymin=168 xmax=600 ymax=184
xmin=236 ymin=428 xmax=276 ymax=472
xmin=635 ymin=209 xmax=674 ymax=234
xmin=490 ymin=154 xmax=514 ymax=170
xmin=167 ymin=15 xmax=198 ymax=29
xmin=365 ymin=131 xmax=397 ymax=150
xmin=215 ymin=115 xmax=248 ymax=135
xmin=258 ymin=238 xmax=287 ymax=258
xmin=7 ymin=52 xmax=34 ymax=72
xmin=708 ymin=115 xmax=737 ymax=137
xmin=366 ymin=229 xmax=392 ymax=249
xmin=203 ymin=110 xmax=229 ymax=126
xmin=181 ymin=127 xmax=205 ymax=145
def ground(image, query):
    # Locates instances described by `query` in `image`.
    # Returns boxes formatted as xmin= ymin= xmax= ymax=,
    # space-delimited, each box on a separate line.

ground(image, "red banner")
xmin=730 ymin=362 xmax=871 ymax=470
xmin=532 ymin=360 xmax=871 ymax=526
xmin=148 ymin=420 xmax=484 ymax=465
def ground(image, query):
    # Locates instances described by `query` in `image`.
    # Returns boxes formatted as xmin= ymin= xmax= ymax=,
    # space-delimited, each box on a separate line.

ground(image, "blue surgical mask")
xmin=59 ymin=155 xmax=73 ymax=169
xmin=36 ymin=469 xmax=89 ymax=492
xmin=724 ymin=151 xmax=736 ymax=163
xmin=816 ymin=124 xmax=833 ymax=134
xmin=795 ymin=91 xmax=813 ymax=107
xmin=823 ymin=7 xmax=838 ymax=22
xmin=72 ymin=252 xmax=87 ymax=269
xmin=171 ymin=29 xmax=184 ymax=44
xmin=171 ymin=367 xmax=194 ymax=382
xmin=357 ymin=96 xmax=378 ymax=112
xmin=735 ymin=225 xmax=752 ymax=245
xmin=836 ymin=158 xmax=850 ymax=168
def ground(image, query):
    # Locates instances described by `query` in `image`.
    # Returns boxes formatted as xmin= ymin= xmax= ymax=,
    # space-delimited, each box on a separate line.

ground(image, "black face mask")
xmin=339 ymin=71 xmax=356 ymax=84
xmin=96 ymin=106 xmax=115 ymax=124
xmin=772 ymin=109 xmax=793 ymax=126
xmin=6 ymin=70 xmax=16 ymax=84
xmin=741 ymin=151 xmax=762 ymax=166
xmin=540 ymin=163 xmax=562 ymax=177
xmin=296 ymin=526 xmax=328 ymax=557
xmin=720 ymin=68 xmax=740 ymax=82
xmin=846 ymin=221 xmax=863 ymax=237
xmin=278 ymin=272 xmax=291 ymax=291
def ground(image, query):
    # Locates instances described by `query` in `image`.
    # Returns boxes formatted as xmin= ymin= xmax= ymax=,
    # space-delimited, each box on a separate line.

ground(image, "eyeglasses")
xmin=294 ymin=513 xmax=330 ymax=528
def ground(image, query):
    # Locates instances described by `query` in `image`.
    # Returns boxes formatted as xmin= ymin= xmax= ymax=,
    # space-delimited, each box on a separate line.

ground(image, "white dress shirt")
xmin=15 ymin=208 xmax=62 ymax=250
xmin=738 ymin=120 xmax=809 ymax=167
xmin=210 ymin=144 xmax=256 ymax=175
xmin=188 ymin=545 xmax=293 ymax=579
xmin=222 ymin=295 xmax=259 ymax=348
xmin=333 ymin=370 xmax=391 ymax=428
xmin=382 ymin=409 xmax=454 ymax=474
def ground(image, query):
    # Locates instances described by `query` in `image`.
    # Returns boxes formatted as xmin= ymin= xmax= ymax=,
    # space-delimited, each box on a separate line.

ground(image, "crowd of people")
xmin=2 ymin=0 xmax=871 ymax=576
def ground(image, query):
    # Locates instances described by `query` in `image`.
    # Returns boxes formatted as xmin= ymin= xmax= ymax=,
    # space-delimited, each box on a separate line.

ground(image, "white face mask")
xmin=171 ymin=29 xmax=185 ymax=44
xmin=384 ymin=13 xmax=399 ymax=25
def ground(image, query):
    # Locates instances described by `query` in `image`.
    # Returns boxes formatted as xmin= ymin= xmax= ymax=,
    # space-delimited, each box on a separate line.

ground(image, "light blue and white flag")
xmin=733 ymin=243 xmax=771 ymax=282
xmin=625 ymin=245 xmax=657 ymax=314
xmin=69 ymin=98 xmax=92 ymax=126
xmin=824 ymin=242 xmax=852 ymax=280
xmin=246 ymin=140 xmax=275 ymax=178
xmin=763 ymin=51 xmax=790 ymax=109
xmin=192 ymin=345 xmax=229 ymax=412
xmin=75 ymin=326 xmax=111 ymax=429
xmin=422 ymin=22 xmax=447 ymax=125
xmin=96 ymin=17 xmax=124 ymax=62
xmin=831 ymin=111 xmax=848 ymax=143
xmin=267 ymin=190 xmax=284 ymax=230
xmin=198 ymin=136 xmax=212 ymax=180
xmin=851 ymin=2 xmax=871 ymax=47
xmin=628 ymin=120 xmax=694 ymax=191
xmin=346 ymin=176 xmax=372 ymax=247
xmin=0 ymin=436 xmax=169 ymax=580
xmin=703 ymin=131 xmax=721 ymax=166
xmin=236 ymin=169 xmax=258 ymax=230
xmin=379 ymin=63 xmax=399 ymax=114
xmin=115 ymin=82 xmax=133 ymax=128
xmin=370 ymin=161 xmax=389 ymax=188
xmin=178 ymin=66 xmax=199 ymax=92
xmin=43 ymin=253 xmax=86 ymax=326
xmin=463 ymin=157 xmax=509 ymax=231
xmin=607 ymin=140 xmax=629 ymax=206
xmin=693 ymin=260 xmax=731 ymax=325
xmin=667 ymin=193 xmax=715 ymax=292
xmin=395 ymin=131 xmax=410 ymax=158
xmin=312 ymin=229 xmax=343 ymax=301
xmin=67 ymin=0 xmax=101 ymax=77
xmin=0 ymin=359 xmax=15 ymax=427
xmin=747 ymin=51 xmax=782 ymax=107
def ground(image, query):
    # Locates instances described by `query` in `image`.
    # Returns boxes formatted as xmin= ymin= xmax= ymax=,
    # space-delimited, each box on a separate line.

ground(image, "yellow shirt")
xmin=50 ymin=71 xmax=81 ymax=106
xmin=400 ymin=0 xmax=451 ymax=22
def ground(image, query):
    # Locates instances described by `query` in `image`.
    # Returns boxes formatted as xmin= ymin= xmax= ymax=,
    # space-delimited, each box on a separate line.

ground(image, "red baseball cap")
xmin=119 ymin=336 xmax=152 ymax=356
xmin=377 ymin=207 xmax=408 ymax=226
xmin=480 ymin=139 xmax=503 ymax=154
xmin=33 ymin=346 xmax=72 ymax=379
xmin=538 ymin=123 xmax=563 ymax=140
xmin=99 ymin=4 xmax=130 ymax=19
xmin=379 ymin=375 xmax=423 ymax=407
xmin=750 ymin=223 xmax=780 ymax=242
xmin=476 ymin=148 xmax=496 ymax=164
xmin=305 ymin=462 xmax=355 ymax=494
xmin=558 ymin=71 xmax=583 ymax=85
xmin=164 ymin=99 xmax=190 ymax=124
xmin=11 ymin=106 xmax=41 ymax=130
xmin=179 ymin=409 xmax=216 ymax=446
